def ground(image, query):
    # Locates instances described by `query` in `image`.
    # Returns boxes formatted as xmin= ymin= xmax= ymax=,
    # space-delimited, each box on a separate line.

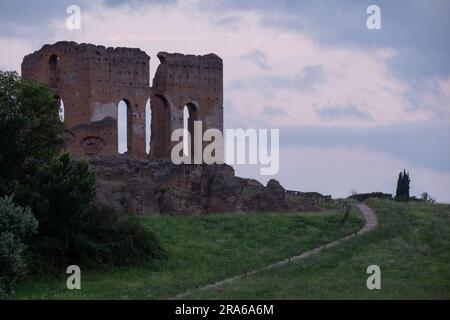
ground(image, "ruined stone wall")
xmin=20 ymin=42 xmax=320 ymax=216
xmin=89 ymin=156 xmax=320 ymax=215
xmin=21 ymin=41 xmax=224 ymax=161
xmin=22 ymin=42 xmax=93 ymax=127
xmin=22 ymin=41 xmax=150 ymax=159
xmin=151 ymin=52 xmax=223 ymax=160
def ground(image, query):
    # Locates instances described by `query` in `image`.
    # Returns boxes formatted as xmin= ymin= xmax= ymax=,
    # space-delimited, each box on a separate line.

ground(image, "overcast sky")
xmin=1 ymin=0 xmax=449 ymax=202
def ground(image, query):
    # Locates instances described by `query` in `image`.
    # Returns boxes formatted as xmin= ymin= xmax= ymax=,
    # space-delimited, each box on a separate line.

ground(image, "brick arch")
xmin=145 ymin=98 xmax=152 ymax=156
xmin=183 ymin=102 xmax=199 ymax=160
xmin=181 ymin=100 xmax=199 ymax=111
xmin=150 ymin=94 xmax=172 ymax=159
xmin=48 ymin=54 xmax=60 ymax=89
xmin=53 ymin=95 xmax=65 ymax=123
xmin=117 ymin=98 xmax=133 ymax=154
xmin=21 ymin=41 xmax=223 ymax=161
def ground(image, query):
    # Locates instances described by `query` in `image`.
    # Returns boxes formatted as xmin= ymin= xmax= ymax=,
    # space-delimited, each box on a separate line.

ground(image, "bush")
xmin=28 ymin=204 xmax=165 ymax=274
xmin=0 ymin=196 xmax=37 ymax=299
xmin=420 ymin=192 xmax=436 ymax=204
xmin=16 ymin=153 xmax=96 ymax=250
xmin=0 ymin=71 xmax=64 ymax=196
xmin=16 ymin=154 xmax=165 ymax=273
xmin=81 ymin=208 xmax=166 ymax=268
xmin=1 ymin=71 xmax=165 ymax=278
xmin=348 ymin=192 xmax=393 ymax=202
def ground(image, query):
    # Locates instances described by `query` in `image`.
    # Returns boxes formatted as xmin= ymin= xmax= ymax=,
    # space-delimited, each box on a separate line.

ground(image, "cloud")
xmin=0 ymin=0 xmax=91 ymax=38
xmin=2 ymin=0 xmax=449 ymax=201
xmin=198 ymin=0 xmax=450 ymax=79
xmin=102 ymin=0 xmax=177 ymax=8
xmin=0 ymin=37 xmax=34 ymax=72
xmin=229 ymin=64 xmax=326 ymax=91
xmin=241 ymin=49 xmax=270 ymax=70
xmin=287 ymin=65 xmax=326 ymax=90
xmin=262 ymin=105 xmax=287 ymax=116
xmin=316 ymin=105 xmax=372 ymax=121
xmin=233 ymin=144 xmax=450 ymax=203
xmin=403 ymin=78 xmax=450 ymax=118
xmin=280 ymin=120 xmax=450 ymax=172
xmin=213 ymin=15 xmax=244 ymax=31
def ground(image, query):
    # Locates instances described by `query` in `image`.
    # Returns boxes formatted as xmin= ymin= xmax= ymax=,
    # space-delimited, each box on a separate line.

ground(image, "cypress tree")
xmin=395 ymin=169 xmax=410 ymax=200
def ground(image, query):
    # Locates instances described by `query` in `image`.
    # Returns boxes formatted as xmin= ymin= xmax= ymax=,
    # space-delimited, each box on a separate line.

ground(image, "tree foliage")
xmin=0 ymin=71 xmax=164 ymax=282
xmin=16 ymin=153 xmax=96 ymax=249
xmin=420 ymin=192 xmax=436 ymax=204
xmin=0 ymin=71 xmax=64 ymax=196
xmin=0 ymin=196 xmax=38 ymax=299
xmin=16 ymin=153 xmax=165 ymax=273
xmin=395 ymin=169 xmax=410 ymax=201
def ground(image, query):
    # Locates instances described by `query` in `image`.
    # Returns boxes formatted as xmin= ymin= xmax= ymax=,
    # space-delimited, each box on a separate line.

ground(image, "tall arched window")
xmin=183 ymin=103 xmax=198 ymax=161
xmin=151 ymin=94 xmax=171 ymax=159
xmin=49 ymin=54 xmax=60 ymax=88
xmin=117 ymin=100 xmax=129 ymax=154
xmin=183 ymin=105 xmax=189 ymax=157
xmin=145 ymin=99 xmax=151 ymax=155
xmin=59 ymin=99 xmax=65 ymax=122
xmin=49 ymin=54 xmax=59 ymax=66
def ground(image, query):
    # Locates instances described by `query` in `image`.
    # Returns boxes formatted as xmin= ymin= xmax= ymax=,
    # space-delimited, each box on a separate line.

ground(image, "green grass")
xmin=13 ymin=209 xmax=364 ymax=299
xmin=187 ymin=199 xmax=450 ymax=299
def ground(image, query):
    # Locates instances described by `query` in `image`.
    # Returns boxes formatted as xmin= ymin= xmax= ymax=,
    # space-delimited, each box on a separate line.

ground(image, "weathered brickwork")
xmin=89 ymin=156 xmax=326 ymax=215
xmin=21 ymin=41 xmax=322 ymax=215
xmin=151 ymin=52 xmax=223 ymax=159
xmin=21 ymin=41 xmax=223 ymax=160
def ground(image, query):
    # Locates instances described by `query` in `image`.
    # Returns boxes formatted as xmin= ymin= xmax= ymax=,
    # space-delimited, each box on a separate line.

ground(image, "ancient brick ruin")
xmin=21 ymin=41 xmax=324 ymax=215
xmin=22 ymin=41 xmax=223 ymax=160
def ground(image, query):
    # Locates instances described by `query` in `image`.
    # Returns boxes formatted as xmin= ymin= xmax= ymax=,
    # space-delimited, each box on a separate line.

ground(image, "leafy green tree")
xmin=395 ymin=169 xmax=410 ymax=201
xmin=17 ymin=153 xmax=96 ymax=251
xmin=0 ymin=71 xmax=64 ymax=196
xmin=420 ymin=192 xmax=436 ymax=203
xmin=15 ymin=153 xmax=165 ymax=273
xmin=0 ymin=196 xmax=38 ymax=299
xmin=1 ymin=71 xmax=164 ymax=274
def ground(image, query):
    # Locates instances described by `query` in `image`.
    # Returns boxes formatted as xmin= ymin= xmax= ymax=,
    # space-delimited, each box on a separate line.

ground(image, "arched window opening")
xmin=117 ymin=100 xmax=129 ymax=154
xmin=145 ymin=99 xmax=151 ymax=155
xmin=49 ymin=54 xmax=60 ymax=88
xmin=49 ymin=55 xmax=59 ymax=65
xmin=54 ymin=95 xmax=64 ymax=123
xmin=183 ymin=105 xmax=189 ymax=157
xmin=183 ymin=103 xmax=198 ymax=161
xmin=59 ymin=99 xmax=65 ymax=122
xmin=151 ymin=94 xmax=171 ymax=159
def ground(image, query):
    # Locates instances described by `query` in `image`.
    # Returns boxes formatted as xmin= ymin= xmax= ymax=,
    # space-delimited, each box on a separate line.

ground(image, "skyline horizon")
xmin=1 ymin=0 xmax=449 ymax=202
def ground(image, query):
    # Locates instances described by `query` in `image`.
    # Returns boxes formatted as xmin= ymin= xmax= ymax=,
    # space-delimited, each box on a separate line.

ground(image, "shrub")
xmin=16 ymin=152 xmax=96 ymax=252
xmin=63 ymin=203 xmax=165 ymax=270
xmin=348 ymin=192 xmax=393 ymax=202
xmin=0 ymin=71 xmax=64 ymax=196
xmin=420 ymin=192 xmax=436 ymax=204
xmin=1 ymin=71 xmax=165 ymax=277
xmin=0 ymin=196 xmax=37 ymax=299
xmin=15 ymin=153 xmax=165 ymax=273
xmin=28 ymin=203 xmax=166 ymax=273
xmin=83 ymin=210 xmax=166 ymax=268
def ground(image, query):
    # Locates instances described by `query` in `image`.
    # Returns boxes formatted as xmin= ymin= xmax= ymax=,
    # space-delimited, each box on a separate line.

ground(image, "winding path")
xmin=172 ymin=202 xmax=378 ymax=299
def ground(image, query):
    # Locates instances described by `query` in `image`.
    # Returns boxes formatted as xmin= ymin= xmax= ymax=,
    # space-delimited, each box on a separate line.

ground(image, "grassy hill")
xmin=187 ymin=199 xmax=450 ymax=299
xmin=13 ymin=199 xmax=450 ymax=299
xmin=13 ymin=208 xmax=363 ymax=299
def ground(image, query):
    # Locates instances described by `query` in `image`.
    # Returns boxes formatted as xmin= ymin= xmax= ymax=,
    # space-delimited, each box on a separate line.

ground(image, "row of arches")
xmin=49 ymin=53 xmax=201 ymax=159
xmin=58 ymin=97 xmax=198 ymax=157
xmin=118 ymin=100 xmax=198 ymax=157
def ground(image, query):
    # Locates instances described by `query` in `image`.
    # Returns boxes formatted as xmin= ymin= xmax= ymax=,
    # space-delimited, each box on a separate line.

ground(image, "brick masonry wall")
xmin=21 ymin=41 xmax=223 ymax=161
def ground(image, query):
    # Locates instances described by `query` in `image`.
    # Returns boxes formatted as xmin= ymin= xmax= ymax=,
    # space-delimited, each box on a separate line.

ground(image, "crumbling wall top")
xmin=22 ymin=41 xmax=150 ymax=64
